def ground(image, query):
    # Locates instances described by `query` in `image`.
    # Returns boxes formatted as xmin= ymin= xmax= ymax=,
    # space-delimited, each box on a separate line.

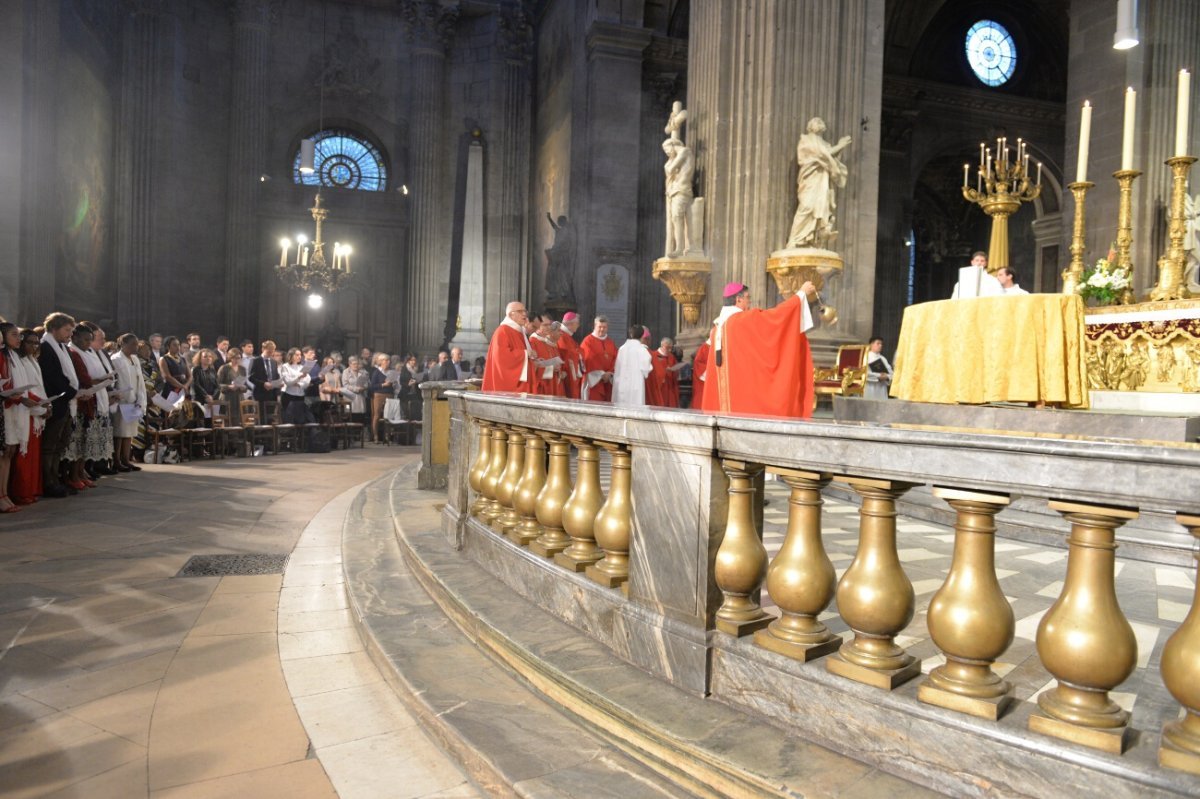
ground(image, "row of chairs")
xmin=149 ymin=399 xmax=365 ymax=462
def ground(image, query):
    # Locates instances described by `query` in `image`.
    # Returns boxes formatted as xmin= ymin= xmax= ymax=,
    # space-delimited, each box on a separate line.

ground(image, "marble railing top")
xmin=453 ymin=392 xmax=1200 ymax=512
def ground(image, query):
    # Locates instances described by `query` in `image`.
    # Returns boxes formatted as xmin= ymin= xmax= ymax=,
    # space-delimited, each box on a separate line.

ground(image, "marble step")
xmin=347 ymin=465 xmax=943 ymax=799
xmin=340 ymin=467 xmax=696 ymax=799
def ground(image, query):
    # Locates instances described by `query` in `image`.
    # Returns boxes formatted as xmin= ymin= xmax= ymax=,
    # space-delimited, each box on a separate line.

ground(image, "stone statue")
xmin=1184 ymin=192 xmax=1200 ymax=295
xmin=663 ymin=138 xmax=695 ymax=258
xmin=544 ymin=212 xmax=576 ymax=305
xmin=664 ymin=101 xmax=688 ymax=143
xmin=787 ymin=117 xmax=852 ymax=249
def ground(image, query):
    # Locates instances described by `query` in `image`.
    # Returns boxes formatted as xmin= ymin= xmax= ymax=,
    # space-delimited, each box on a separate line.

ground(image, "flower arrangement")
xmin=1077 ymin=258 xmax=1131 ymax=306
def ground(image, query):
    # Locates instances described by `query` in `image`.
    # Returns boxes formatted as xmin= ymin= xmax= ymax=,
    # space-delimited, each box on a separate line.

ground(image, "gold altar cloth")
xmin=891 ymin=295 xmax=1089 ymax=408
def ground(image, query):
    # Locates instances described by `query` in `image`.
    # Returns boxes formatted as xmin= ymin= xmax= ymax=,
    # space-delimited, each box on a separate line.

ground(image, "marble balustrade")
xmin=439 ymin=391 xmax=1200 ymax=788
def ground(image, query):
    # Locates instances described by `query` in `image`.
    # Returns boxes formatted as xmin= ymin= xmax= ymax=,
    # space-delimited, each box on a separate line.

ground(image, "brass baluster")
xmin=715 ymin=460 xmax=771 ymax=636
xmin=587 ymin=443 xmax=631 ymax=588
xmin=508 ymin=433 xmax=547 ymax=546
xmin=919 ymin=488 xmax=1015 ymax=719
xmin=468 ymin=420 xmax=493 ymax=516
xmin=530 ymin=434 xmax=572 ymax=558
xmin=827 ymin=478 xmax=920 ymax=689
xmin=493 ymin=429 xmax=526 ymax=533
xmin=478 ymin=426 xmax=509 ymax=523
xmin=1029 ymin=501 xmax=1138 ymax=754
xmin=555 ymin=437 xmax=604 ymax=571
xmin=1160 ymin=512 xmax=1200 ymax=774
xmin=753 ymin=468 xmax=840 ymax=660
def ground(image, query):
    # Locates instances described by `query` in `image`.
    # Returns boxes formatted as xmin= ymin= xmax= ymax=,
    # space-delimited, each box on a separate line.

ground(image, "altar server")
xmin=612 ymin=325 xmax=653 ymax=406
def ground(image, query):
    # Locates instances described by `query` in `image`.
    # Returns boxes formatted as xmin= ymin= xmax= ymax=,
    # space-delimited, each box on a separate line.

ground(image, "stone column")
xmin=483 ymin=5 xmax=532 ymax=330
xmin=402 ymin=0 xmax=459 ymax=354
xmin=113 ymin=0 xmax=169 ymax=334
xmin=687 ymin=0 xmax=884 ymax=356
xmin=222 ymin=0 xmax=271 ymax=340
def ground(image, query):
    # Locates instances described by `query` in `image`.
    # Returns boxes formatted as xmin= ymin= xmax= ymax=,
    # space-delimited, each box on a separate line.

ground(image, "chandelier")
xmin=275 ymin=192 xmax=352 ymax=293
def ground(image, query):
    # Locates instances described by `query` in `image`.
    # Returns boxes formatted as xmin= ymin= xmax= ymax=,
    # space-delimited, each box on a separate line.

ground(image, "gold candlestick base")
xmin=1151 ymin=156 xmax=1197 ymax=302
xmin=1061 ymin=181 xmax=1095 ymax=296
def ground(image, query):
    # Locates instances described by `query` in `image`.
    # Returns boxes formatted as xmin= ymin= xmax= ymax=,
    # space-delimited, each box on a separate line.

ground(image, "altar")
xmin=1084 ymin=299 xmax=1200 ymax=413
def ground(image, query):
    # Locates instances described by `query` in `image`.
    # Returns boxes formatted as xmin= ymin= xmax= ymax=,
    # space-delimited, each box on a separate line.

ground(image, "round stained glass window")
xmin=292 ymin=129 xmax=387 ymax=191
xmin=965 ymin=20 xmax=1016 ymax=87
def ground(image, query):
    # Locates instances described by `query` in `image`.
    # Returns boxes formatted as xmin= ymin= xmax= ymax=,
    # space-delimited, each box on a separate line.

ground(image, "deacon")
xmin=580 ymin=315 xmax=617 ymax=401
xmin=648 ymin=337 xmax=681 ymax=408
xmin=482 ymin=301 xmax=534 ymax=393
xmin=530 ymin=314 xmax=565 ymax=396
xmin=700 ymin=281 xmax=816 ymax=418
xmin=557 ymin=312 xmax=585 ymax=398
xmin=612 ymin=324 xmax=653 ymax=406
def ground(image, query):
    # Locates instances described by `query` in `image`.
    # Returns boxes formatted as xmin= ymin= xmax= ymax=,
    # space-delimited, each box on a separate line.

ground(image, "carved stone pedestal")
xmin=766 ymin=248 xmax=843 ymax=298
xmin=653 ymin=256 xmax=712 ymax=327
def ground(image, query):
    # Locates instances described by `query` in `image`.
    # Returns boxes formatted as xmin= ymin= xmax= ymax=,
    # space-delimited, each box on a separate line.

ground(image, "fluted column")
xmin=402 ymin=0 xmax=459 ymax=353
xmin=114 ymin=0 xmax=169 ymax=333
xmin=222 ymin=0 xmax=270 ymax=339
xmin=1030 ymin=501 xmax=1138 ymax=754
xmin=686 ymin=0 xmax=883 ymax=348
xmin=919 ymin=488 xmax=1015 ymax=720
xmin=1160 ymin=512 xmax=1200 ymax=774
xmin=714 ymin=460 xmax=771 ymax=636
xmin=827 ymin=477 xmax=920 ymax=689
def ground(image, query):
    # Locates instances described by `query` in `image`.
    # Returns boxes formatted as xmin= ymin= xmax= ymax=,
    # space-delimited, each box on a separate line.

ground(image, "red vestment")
xmin=646 ymin=350 xmax=678 ymax=407
xmin=482 ymin=321 xmax=533 ymax=393
xmin=557 ymin=334 xmax=583 ymax=399
xmin=690 ymin=342 xmax=710 ymax=409
xmin=699 ymin=294 xmax=814 ymax=419
xmin=529 ymin=335 xmax=563 ymax=396
xmin=579 ymin=334 xmax=617 ymax=402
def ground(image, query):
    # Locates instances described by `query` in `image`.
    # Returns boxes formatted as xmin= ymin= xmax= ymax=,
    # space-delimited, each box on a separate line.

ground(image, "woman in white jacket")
xmin=110 ymin=333 xmax=146 ymax=472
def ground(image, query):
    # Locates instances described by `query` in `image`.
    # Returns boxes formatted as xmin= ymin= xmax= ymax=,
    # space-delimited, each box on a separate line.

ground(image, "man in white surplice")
xmin=612 ymin=324 xmax=653 ymax=406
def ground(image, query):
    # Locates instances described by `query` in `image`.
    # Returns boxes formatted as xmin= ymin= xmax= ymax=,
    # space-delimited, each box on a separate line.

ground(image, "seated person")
xmin=996 ymin=267 xmax=1029 ymax=295
xmin=951 ymin=251 xmax=1003 ymax=298
xmin=865 ymin=336 xmax=893 ymax=400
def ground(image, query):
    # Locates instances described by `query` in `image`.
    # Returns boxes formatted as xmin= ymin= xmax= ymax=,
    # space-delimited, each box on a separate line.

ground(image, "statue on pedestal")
xmin=787 ymin=117 xmax=852 ymax=250
xmin=1184 ymin=192 xmax=1200 ymax=295
xmin=663 ymin=138 xmax=695 ymax=258
xmin=544 ymin=212 xmax=576 ymax=307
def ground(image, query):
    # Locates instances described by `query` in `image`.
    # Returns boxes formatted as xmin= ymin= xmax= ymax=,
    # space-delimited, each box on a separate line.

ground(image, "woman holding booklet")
xmin=217 ymin=349 xmax=249 ymax=426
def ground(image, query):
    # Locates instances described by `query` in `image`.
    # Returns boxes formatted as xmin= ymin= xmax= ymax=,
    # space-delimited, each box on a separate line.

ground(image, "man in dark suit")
xmin=432 ymin=350 xmax=458 ymax=382
xmin=37 ymin=312 xmax=79 ymax=497
xmin=248 ymin=339 xmax=281 ymax=405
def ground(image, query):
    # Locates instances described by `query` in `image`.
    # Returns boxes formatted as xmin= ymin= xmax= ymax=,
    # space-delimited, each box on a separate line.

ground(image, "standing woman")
xmin=110 ymin=333 xmax=145 ymax=472
xmin=217 ymin=348 xmax=248 ymax=427
xmin=64 ymin=324 xmax=100 ymax=490
xmin=133 ymin=340 xmax=160 ymax=459
xmin=192 ymin=349 xmax=220 ymax=409
xmin=81 ymin=323 xmax=117 ymax=477
xmin=340 ymin=356 xmax=370 ymax=429
xmin=279 ymin=347 xmax=311 ymax=418
xmin=158 ymin=336 xmax=191 ymax=399
xmin=8 ymin=328 xmax=49 ymax=504
xmin=0 ymin=322 xmax=36 ymax=511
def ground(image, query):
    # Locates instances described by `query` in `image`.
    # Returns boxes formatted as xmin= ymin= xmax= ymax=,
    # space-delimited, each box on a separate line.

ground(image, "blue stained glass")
xmin=292 ymin=130 xmax=387 ymax=191
xmin=965 ymin=20 xmax=1017 ymax=87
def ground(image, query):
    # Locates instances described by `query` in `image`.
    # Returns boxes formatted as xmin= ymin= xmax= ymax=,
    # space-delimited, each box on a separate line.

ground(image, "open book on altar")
xmin=953 ymin=266 xmax=1003 ymax=299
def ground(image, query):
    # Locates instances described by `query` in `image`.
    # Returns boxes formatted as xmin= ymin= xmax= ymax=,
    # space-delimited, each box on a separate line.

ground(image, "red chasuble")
xmin=690 ymin=342 xmax=710 ymax=409
xmin=647 ymin=350 xmax=678 ymax=407
xmin=579 ymin=334 xmax=617 ymax=402
xmin=529 ymin=335 xmax=563 ymax=396
xmin=482 ymin=322 xmax=532 ymax=393
xmin=699 ymin=294 xmax=814 ymax=418
xmin=557 ymin=334 xmax=583 ymax=399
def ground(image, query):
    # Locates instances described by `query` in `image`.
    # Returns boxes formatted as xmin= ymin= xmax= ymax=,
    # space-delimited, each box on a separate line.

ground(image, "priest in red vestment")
xmin=690 ymin=341 xmax=710 ymax=409
xmin=482 ymin=301 xmax=534 ymax=393
xmin=529 ymin=314 xmax=565 ymax=396
xmin=557 ymin=313 xmax=584 ymax=398
xmin=579 ymin=316 xmax=617 ymax=402
xmin=700 ymin=282 xmax=816 ymax=418
xmin=647 ymin=337 xmax=680 ymax=408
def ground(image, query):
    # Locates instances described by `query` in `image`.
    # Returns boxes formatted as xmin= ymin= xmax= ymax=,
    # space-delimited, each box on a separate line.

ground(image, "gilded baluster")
xmin=530 ymin=434 xmax=572 ymax=558
xmin=555 ymin=437 xmax=604 ymax=571
xmin=478 ymin=426 xmax=509 ymax=523
xmin=753 ymin=468 xmax=840 ymax=660
xmin=493 ymin=429 xmax=526 ymax=533
xmin=508 ymin=433 xmax=548 ymax=546
xmin=919 ymin=488 xmax=1015 ymax=719
xmin=468 ymin=420 xmax=493 ymax=516
xmin=715 ymin=460 xmax=771 ymax=637
xmin=827 ymin=477 xmax=920 ymax=689
xmin=1029 ymin=501 xmax=1138 ymax=754
xmin=587 ymin=444 xmax=632 ymax=588
xmin=1159 ymin=513 xmax=1200 ymax=774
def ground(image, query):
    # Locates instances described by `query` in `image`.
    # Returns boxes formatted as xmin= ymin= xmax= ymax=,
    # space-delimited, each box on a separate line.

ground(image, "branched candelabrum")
xmin=961 ymin=137 xmax=1042 ymax=273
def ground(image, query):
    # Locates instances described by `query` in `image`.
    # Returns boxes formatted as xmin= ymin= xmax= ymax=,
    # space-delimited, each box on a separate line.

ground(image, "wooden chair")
xmin=813 ymin=344 xmax=870 ymax=405
xmin=264 ymin=400 xmax=301 ymax=454
xmin=240 ymin=399 xmax=276 ymax=455
xmin=150 ymin=426 xmax=185 ymax=463
xmin=210 ymin=403 xmax=246 ymax=457
xmin=329 ymin=400 xmax=364 ymax=449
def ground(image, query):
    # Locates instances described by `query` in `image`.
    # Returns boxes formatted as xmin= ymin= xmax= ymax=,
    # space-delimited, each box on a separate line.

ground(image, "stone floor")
xmin=0 ymin=448 xmax=480 ymax=799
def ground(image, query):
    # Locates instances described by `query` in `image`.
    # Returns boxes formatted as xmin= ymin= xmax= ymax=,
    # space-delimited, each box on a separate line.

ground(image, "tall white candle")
xmin=1176 ymin=69 xmax=1191 ymax=157
xmin=1122 ymin=87 xmax=1137 ymax=170
xmin=1077 ymin=101 xmax=1093 ymax=182
xmin=977 ymin=169 xmax=982 ymax=193
xmin=1037 ymin=162 xmax=1042 ymax=186
xmin=980 ymin=142 xmax=986 ymax=168
xmin=963 ymin=163 xmax=969 ymax=187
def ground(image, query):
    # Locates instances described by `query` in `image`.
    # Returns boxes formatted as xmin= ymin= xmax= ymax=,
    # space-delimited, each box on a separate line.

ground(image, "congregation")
xmin=0 ymin=310 xmax=484 ymax=513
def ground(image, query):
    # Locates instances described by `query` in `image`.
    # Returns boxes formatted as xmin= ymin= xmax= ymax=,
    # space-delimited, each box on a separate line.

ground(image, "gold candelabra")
xmin=1061 ymin=181 xmax=1094 ymax=296
xmin=1151 ymin=155 xmax=1197 ymax=301
xmin=275 ymin=193 xmax=354 ymax=294
xmin=1111 ymin=169 xmax=1141 ymax=305
xmin=962 ymin=137 xmax=1042 ymax=273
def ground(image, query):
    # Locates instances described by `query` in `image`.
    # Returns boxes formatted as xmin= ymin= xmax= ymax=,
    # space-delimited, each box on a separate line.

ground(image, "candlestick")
xmin=1122 ymin=87 xmax=1137 ymax=170
xmin=1077 ymin=101 xmax=1093 ymax=183
xmin=1037 ymin=162 xmax=1042 ymax=186
xmin=1112 ymin=168 xmax=1142 ymax=304
xmin=1152 ymin=155 xmax=1198 ymax=301
xmin=1061 ymin=181 xmax=1094 ymax=296
xmin=1176 ymin=69 xmax=1191 ymax=157
xmin=980 ymin=142 xmax=986 ymax=169
xmin=963 ymin=137 xmax=1042 ymax=273
xmin=279 ymin=238 xmax=290 ymax=267
xmin=963 ymin=164 xmax=969 ymax=187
